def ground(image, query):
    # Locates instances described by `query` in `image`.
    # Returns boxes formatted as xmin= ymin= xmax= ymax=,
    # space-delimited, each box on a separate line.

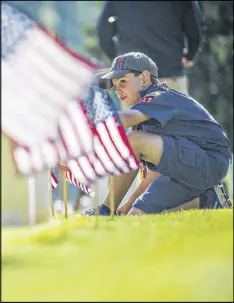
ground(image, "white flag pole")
xmin=49 ymin=170 xmax=55 ymax=217
xmin=28 ymin=176 xmax=36 ymax=226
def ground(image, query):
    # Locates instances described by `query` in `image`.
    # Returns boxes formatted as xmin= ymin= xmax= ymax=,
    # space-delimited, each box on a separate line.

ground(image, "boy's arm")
xmin=117 ymin=109 xmax=151 ymax=129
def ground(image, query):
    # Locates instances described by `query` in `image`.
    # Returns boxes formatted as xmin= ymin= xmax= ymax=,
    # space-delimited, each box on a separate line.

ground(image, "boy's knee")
xmin=127 ymin=131 xmax=164 ymax=165
xmin=127 ymin=130 xmax=141 ymax=141
xmin=127 ymin=131 xmax=142 ymax=154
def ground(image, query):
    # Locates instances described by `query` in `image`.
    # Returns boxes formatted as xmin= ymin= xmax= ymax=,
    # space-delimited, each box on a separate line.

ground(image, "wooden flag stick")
xmin=93 ymin=181 xmax=99 ymax=228
xmin=49 ymin=175 xmax=55 ymax=217
xmin=60 ymin=168 xmax=68 ymax=219
xmin=109 ymin=176 xmax=115 ymax=219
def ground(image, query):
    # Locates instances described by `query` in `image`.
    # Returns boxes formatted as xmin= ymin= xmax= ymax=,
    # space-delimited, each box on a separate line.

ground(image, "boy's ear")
xmin=141 ymin=70 xmax=151 ymax=83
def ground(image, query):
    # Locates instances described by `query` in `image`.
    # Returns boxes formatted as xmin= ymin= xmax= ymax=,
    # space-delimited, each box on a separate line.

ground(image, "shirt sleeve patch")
xmin=147 ymin=91 xmax=161 ymax=97
xmin=140 ymin=96 xmax=154 ymax=103
xmin=140 ymin=91 xmax=161 ymax=103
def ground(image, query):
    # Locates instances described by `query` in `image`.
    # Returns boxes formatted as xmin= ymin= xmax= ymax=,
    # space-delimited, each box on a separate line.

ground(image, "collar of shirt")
xmin=139 ymin=84 xmax=158 ymax=98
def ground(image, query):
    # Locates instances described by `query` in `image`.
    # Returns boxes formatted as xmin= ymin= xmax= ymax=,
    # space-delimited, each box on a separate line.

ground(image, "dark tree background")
xmin=188 ymin=1 xmax=233 ymax=150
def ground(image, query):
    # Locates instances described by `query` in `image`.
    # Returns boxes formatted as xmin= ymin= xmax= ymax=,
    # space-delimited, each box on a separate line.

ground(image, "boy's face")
xmin=112 ymin=73 xmax=144 ymax=108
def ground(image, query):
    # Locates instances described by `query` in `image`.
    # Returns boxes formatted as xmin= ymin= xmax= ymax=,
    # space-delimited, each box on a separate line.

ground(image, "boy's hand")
xmin=182 ymin=57 xmax=194 ymax=68
xmin=117 ymin=201 xmax=133 ymax=215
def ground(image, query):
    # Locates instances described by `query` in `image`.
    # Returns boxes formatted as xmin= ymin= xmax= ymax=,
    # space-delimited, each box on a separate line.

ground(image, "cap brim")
xmin=101 ymin=69 xmax=131 ymax=79
xmin=96 ymin=67 xmax=112 ymax=77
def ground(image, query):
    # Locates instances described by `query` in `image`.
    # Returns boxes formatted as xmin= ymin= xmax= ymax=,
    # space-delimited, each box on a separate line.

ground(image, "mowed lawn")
xmin=2 ymin=209 xmax=233 ymax=302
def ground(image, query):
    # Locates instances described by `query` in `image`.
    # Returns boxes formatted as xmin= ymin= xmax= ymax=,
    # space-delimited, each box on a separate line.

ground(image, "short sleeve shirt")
xmin=132 ymin=84 xmax=231 ymax=158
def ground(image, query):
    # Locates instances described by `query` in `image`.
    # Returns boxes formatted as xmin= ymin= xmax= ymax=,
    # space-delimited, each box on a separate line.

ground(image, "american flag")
xmin=67 ymin=85 xmax=140 ymax=184
xmin=50 ymin=85 xmax=140 ymax=189
xmin=13 ymin=86 xmax=140 ymax=180
xmin=65 ymin=169 xmax=96 ymax=197
xmin=2 ymin=2 xmax=96 ymax=173
xmin=50 ymin=170 xmax=95 ymax=197
xmin=50 ymin=170 xmax=59 ymax=190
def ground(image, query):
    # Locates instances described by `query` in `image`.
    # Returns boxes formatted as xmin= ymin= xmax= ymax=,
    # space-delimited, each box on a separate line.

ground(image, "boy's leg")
xmin=126 ymin=132 xmax=228 ymax=215
xmin=84 ymin=169 xmax=139 ymax=215
xmin=84 ymin=131 xmax=162 ymax=215
xmin=128 ymin=131 xmax=229 ymax=191
xmin=100 ymin=129 xmax=165 ymax=211
xmin=128 ymin=196 xmax=200 ymax=215
xmin=128 ymin=174 xmax=203 ymax=215
xmin=85 ymin=131 xmax=229 ymax=215
xmin=128 ymin=184 xmax=226 ymax=216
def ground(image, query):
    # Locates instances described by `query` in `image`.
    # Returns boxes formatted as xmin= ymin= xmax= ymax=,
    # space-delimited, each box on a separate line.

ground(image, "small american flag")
xmin=66 ymin=169 xmax=96 ymax=197
xmin=2 ymin=2 xmax=96 ymax=173
xmin=50 ymin=171 xmax=59 ymax=190
xmin=50 ymin=170 xmax=95 ymax=197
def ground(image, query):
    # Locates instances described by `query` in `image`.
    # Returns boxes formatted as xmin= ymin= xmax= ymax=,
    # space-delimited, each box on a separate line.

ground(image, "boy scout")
xmin=85 ymin=52 xmax=231 ymax=215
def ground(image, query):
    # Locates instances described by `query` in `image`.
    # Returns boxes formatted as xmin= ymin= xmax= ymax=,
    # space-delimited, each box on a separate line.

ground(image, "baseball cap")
xmin=101 ymin=52 xmax=159 ymax=80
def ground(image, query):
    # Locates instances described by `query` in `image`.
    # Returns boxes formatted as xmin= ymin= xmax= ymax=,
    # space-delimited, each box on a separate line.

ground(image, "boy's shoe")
xmin=84 ymin=204 xmax=112 ymax=216
xmin=200 ymin=187 xmax=223 ymax=209
xmin=200 ymin=182 xmax=232 ymax=209
xmin=217 ymin=181 xmax=233 ymax=208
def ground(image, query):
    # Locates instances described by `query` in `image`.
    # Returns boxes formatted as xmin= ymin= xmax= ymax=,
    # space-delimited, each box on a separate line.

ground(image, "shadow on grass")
xmin=2 ymin=255 xmax=30 ymax=268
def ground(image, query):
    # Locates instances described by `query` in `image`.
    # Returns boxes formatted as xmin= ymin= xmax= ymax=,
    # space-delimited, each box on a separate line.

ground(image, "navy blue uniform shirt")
xmin=132 ymin=84 xmax=231 ymax=160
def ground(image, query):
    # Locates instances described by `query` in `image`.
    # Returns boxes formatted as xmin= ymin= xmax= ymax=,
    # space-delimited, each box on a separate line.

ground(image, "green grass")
xmin=2 ymin=210 xmax=233 ymax=302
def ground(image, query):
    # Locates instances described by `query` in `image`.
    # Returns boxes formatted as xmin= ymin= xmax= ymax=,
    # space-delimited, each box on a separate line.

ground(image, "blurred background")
xmin=5 ymin=1 xmax=233 ymax=211
xmin=7 ymin=1 xmax=233 ymax=144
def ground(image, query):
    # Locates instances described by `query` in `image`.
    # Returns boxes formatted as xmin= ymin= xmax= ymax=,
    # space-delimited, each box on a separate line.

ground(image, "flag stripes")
xmin=50 ymin=171 xmax=59 ymax=190
xmin=66 ymin=170 xmax=96 ymax=197
xmin=68 ymin=115 xmax=139 ymax=185
xmin=13 ymin=100 xmax=94 ymax=175
xmin=50 ymin=170 xmax=95 ymax=197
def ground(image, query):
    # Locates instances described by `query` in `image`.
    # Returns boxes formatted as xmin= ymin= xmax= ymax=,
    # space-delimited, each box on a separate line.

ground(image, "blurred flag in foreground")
xmin=17 ymin=84 xmax=140 ymax=184
xmin=2 ymin=2 xmax=96 ymax=168
xmin=2 ymin=3 xmax=140 ymax=180
xmin=13 ymin=99 xmax=93 ymax=175
xmin=50 ymin=170 xmax=95 ymax=197
xmin=67 ymin=86 xmax=140 ymax=185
